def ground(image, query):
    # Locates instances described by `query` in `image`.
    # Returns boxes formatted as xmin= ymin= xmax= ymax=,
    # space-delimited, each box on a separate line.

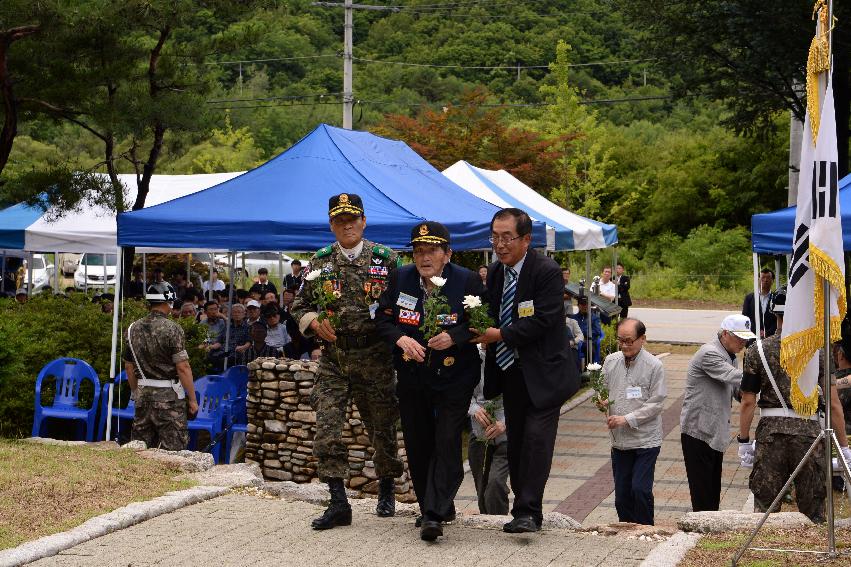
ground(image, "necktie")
xmin=495 ymin=266 xmax=517 ymax=370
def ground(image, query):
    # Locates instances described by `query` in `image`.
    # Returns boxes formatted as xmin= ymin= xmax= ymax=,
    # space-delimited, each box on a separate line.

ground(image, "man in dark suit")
xmin=741 ymin=268 xmax=776 ymax=338
xmin=475 ymin=208 xmax=581 ymax=533
xmin=375 ymin=221 xmax=485 ymax=542
xmin=615 ymin=262 xmax=631 ymax=319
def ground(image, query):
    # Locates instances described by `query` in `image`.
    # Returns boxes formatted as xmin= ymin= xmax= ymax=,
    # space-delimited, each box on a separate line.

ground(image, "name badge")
xmin=626 ymin=386 xmax=642 ymax=400
xmin=399 ymin=309 xmax=421 ymax=326
xmin=397 ymin=292 xmax=418 ymax=310
xmin=518 ymin=300 xmax=534 ymax=318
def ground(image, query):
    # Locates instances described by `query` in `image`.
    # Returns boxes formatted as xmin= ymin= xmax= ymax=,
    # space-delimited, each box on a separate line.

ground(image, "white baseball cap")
xmin=246 ymin=299 xmax=261 ymax=309
xmin=721 ymin=314 xmax=757 ymax=340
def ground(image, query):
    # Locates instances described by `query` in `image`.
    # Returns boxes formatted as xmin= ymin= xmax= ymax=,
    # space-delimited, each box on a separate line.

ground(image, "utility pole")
xmin=311 ymin=1 xmax=399 ymax=129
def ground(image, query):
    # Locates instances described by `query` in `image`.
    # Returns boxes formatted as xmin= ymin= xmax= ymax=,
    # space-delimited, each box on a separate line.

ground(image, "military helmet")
xmin=768 ymin=285 xmax=786 ymax=315
xmin=145 ymin=281 xmax=177 ymax=304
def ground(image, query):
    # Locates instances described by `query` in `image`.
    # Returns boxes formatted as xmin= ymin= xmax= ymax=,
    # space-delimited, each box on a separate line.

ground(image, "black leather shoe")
xmin=415 ymin=515 xmax=422 ymax=528
xmin=416 ymin=511 xmax=455 ymax=527
xmin=376 ymin=477 xmax=396 ymax=517
xmin=420 ymin=520 xmax=443 ymax=541
xmin=503 ymin=516 xmax=540 ymax=533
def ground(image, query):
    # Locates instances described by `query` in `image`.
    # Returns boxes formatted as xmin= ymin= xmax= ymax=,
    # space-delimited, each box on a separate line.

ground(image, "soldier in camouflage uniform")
xmin=124 ymin=281 xmax=198 ymax=451
xmin=291 ymin=193 xmax=403 ymax=530
xmin=739 ymin=287 xmax=850 ymax=522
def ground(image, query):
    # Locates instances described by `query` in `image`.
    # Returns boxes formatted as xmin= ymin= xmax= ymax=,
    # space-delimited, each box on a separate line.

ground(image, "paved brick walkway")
xmin=453 ymin=351 xmax=753 ymax=526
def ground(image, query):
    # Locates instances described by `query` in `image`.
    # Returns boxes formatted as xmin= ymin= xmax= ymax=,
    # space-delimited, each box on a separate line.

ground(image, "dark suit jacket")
xmin=375 ymin=262 xmax=484 ymax=392
xmin=483 ymin=250 xmax=580 ymax=408
xmin=616 ymin=274 xmax=632 ymax=307
xmin=742 ymin=292 xmax=777 ymax=337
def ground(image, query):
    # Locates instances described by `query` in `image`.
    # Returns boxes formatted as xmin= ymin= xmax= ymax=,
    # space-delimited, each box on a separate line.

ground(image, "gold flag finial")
xmin=806 ymin=0 xmax=831 ymax=145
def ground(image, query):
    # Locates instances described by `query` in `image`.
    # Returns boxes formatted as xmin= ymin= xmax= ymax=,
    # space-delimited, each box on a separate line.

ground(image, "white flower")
xmin=462 ymin=295 xmax=482 ymax=309
xmin=586 ymin=363 xmax=602 ymax=371
xmin=332 ymin=290 xmax=342 ymax=298
xmin=430 ymin=276 xmax=447 ymax=287
xmin=305 ymin=269 xmax=322 ymax=282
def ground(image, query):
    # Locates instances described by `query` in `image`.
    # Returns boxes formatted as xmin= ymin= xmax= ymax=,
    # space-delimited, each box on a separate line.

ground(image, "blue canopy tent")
xmin=117 ymin=124 xmax=547 ymax=251
xmin=751 ymin=173 xmax=851 ymax=254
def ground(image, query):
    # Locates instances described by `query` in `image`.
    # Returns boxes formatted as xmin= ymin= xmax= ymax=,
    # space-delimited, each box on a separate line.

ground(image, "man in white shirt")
xmin=599 ymin=266 xmax=616 ymax=303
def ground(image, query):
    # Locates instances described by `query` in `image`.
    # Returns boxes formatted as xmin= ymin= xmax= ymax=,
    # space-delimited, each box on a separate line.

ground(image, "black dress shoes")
xmin=415 ymin=511 xmax=456 ymax=527
xmin=420 ymin=520 xmax=443 ymax=541
xmin=502 ymin=516 xmax=540 ymax=533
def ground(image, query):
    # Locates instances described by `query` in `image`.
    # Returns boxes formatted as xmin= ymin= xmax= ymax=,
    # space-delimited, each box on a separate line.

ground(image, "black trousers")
xmin=681 ymin=433 xmax=723 ymax=512
xmin=502 ymin=364 xmax=561 ymax=525
xmin=397 ymin=378 xmax=474 ymax=521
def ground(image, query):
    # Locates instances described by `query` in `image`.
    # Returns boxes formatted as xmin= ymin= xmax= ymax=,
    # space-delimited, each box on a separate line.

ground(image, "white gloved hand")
xmin=841 ymin=446 xmax=851 ymax=468
xmin=738 ymin=441 xmax=755 ymax=468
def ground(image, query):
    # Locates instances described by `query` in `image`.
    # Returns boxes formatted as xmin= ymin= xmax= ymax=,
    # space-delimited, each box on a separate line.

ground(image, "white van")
xmin=74 ymin=253 xmax=118 ymax=290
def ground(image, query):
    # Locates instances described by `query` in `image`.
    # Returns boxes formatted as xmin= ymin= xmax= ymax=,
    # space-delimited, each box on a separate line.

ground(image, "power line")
xmin=207 ymin=92 xmax=343 ymax=104
xmin=205 ymin=55 xmax=339 ymax=65
xmin=351 ymin=55 xmax=656 ymax=70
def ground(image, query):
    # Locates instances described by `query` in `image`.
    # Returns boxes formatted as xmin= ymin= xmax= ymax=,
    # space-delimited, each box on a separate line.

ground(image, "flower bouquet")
xmin=463 ymin=294 xmax=494 ymax=335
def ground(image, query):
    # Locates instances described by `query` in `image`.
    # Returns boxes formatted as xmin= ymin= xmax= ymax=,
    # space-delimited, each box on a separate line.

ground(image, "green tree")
xmin=166 ymin=114 xmax=264 ymax=174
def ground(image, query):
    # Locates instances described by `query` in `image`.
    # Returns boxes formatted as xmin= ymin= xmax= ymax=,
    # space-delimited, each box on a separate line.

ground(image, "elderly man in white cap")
xmin=680 ymin=314 xmax=755 ymax=512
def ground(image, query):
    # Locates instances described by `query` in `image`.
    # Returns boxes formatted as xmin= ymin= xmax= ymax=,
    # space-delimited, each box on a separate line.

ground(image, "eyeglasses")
xmin=617 ymin=336 xmax=643 ymax=346
xmin=489 ymin=234 xmax=524 ymax=246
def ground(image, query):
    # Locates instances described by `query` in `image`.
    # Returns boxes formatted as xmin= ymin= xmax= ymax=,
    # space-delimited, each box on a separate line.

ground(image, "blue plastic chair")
xmin=221 ymin=365 xmax=248 ymax=423
xmin=188 ymin=377 xmax=236 ymax=463
xmin=32 ymin=358 xmax=101 ymax=441
xmin=577 ymin=330 xmax=605 ymax=368
xmin=98 ymin=371 xmax=135 ymax=441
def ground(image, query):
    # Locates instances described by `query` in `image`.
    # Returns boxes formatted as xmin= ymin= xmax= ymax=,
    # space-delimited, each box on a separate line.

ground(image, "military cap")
xmin=410 ymin=221 xmax=450 ymax=246
xmin=328 ymin=193 xmax=364 ymax=218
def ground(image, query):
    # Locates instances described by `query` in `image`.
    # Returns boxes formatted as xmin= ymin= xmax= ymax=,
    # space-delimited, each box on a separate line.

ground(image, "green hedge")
xmin=0 ymin=294 xmax=208 ymax=438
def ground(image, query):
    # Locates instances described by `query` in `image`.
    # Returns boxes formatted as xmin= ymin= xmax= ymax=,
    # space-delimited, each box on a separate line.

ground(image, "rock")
xmin=678 ymin=510 xmax=813 ymax=533
xmin=349 ymin=476 xmax=369 ymax=488
xmin=264 ymin=470 xmax=293 ymax=481
xmin=184 ymin=463 xmax=264 ymax=488
xmin=290 ymin=411 xmax=316 ymax=423
xmin=123 ymin=439 xmax=148 ymax=450
xmin=136 ymin=448 xmax=215 ymax=472
xmin=261 ymin=361 xmax=277 ymax=370
xmin=279 ymin=381 xmax=296 ymax=390
xmin=264 ymin=420 xmax=286 ymax=433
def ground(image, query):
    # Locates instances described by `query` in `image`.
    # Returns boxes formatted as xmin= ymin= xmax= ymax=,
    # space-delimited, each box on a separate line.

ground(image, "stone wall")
xmin=244 ymin=357 xmax=415 ymax=501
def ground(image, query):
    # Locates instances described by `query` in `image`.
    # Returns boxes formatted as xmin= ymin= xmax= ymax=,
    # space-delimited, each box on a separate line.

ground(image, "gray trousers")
xmin=468 ymin=437 xmax=510 ymax=515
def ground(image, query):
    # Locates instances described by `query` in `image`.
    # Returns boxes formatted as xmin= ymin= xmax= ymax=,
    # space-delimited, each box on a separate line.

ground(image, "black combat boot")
xmin=375 ymin=476 xmax=396 ymax=517
xmin=311 ymin=478 xmax=352 ymax=530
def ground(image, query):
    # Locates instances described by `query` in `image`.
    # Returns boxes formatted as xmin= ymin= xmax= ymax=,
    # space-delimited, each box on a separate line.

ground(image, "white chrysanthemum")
xmin=304 ymin=269 xmax=322 ymax=281
xmin=586 ymin=363 xmax=602 ymax=371
xmin=430 ymin=276 xmax=447 ymax=287
xmin=462 ymin=295 xmax=482 ymax=309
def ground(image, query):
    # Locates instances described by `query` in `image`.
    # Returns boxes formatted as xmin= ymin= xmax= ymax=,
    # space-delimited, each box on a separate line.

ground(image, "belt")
xmin=138 ymin=378 xmax=178 ymax=388
xmin=333 ymin=334 xmax=380 ymax=351
xmin=760 ymin=407 xmax=819 ymax=421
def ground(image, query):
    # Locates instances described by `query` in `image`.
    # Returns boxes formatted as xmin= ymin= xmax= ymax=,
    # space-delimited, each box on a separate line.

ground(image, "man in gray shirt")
xmin=600 ymin=318 xmax=666 ymax=525
xmin=680 ymin=314 xmax=752 ymax=512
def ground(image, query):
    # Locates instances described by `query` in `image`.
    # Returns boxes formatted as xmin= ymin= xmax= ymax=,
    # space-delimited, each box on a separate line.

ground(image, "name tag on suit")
xmin=626 ymin=386 xmax=642 ymax=400
xmin=396 ymin=292 xmax=418 ymax=310
xmin=518 ymin=300 xmax=534 ymax=318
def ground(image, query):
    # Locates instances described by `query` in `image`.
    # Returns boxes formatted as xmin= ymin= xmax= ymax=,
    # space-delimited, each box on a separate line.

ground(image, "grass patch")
xmin=682 ymin=526 xmax=851 ymax=567
xmin=0 ymin=439 xmax=194 ymax=550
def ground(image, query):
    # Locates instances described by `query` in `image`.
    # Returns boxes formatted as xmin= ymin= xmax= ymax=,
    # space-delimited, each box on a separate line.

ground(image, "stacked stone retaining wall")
xmin=244 ymin=357 xmax=415 ymax=501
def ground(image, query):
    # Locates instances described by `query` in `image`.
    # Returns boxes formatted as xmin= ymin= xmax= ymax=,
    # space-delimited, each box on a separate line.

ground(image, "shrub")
xmin=0 ymin=294 xmax=207 ymax=438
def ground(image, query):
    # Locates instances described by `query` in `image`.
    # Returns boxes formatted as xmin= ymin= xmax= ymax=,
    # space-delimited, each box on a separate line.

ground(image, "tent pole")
xmin=224 ymin=252 xmax=235 ymax=371
xmin=279 ymin=252 xmax=284 ymax=307
xmin=1 ymin=252 xmax=5 ymax=294
xmin=752 ymin=253 xmax=762 ymax=339
xmin=27 ymin=251 xmax=34 ymax=297
xmin=84 ymin=254 xmax=88 ymax=294
xmin=106 ymin=245 xmax=123 ymax=442
xmin=102 ymin=253 xmax=107 ymax=293
xmin=585 ymin=250 xmax=592 ymax=365
xmin=142 ymin=253 xmax=147 ymax=295
xmin=53 ymin=251 xmax=59 ymax=294
xmin=208 ymin=251 xmax=214 ymax=301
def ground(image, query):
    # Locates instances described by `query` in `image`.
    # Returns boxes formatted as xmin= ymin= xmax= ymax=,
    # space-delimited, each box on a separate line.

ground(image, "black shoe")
xmin=312 ymin=478 xmax=352 ymax=530
xmin=415 ymin=511 xmax=455 ymax=527
xmin=376 ymin=476 xmax=396 ymax=517
xmin=420 ymin=520 xmax=443 ymax=541
xmin=503 ymin=516 xmax=540 ymax=533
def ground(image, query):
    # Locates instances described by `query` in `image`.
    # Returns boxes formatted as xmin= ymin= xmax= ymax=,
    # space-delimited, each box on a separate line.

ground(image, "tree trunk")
xmin=0 ymin=25 xmax=39 ymax=179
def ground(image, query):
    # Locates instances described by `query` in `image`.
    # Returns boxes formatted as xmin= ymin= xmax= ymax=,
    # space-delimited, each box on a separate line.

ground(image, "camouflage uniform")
xmin=742 ymin=335 xmax=829 ymax=522
xmin=837 ymin=368 xmax=851 ymax=436
xmin=291 ymin=239 xmax=404 ymax=481
xmin=123 ymin=310 xmax=190 ymax=451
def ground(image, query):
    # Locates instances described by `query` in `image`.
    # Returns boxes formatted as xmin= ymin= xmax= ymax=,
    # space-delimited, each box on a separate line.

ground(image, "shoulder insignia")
xmin=372 ymin=245 xmax=392 ymax=260
xmin=315 ymin=245 xmax=333 ymax=259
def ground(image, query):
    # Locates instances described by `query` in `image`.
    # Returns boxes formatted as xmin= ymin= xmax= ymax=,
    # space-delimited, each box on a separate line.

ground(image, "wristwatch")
xmin=736 ymin=434 xmax=750 ymax=443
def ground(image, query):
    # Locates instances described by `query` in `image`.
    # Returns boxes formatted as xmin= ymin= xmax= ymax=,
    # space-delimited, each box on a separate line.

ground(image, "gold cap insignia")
xmin=419 ymin=224 xmax=429 ymax=236
xmin=339 ymin=193 xmax=349 ymax=204
xmin=443 ymin=356 xmax=455 ymax=367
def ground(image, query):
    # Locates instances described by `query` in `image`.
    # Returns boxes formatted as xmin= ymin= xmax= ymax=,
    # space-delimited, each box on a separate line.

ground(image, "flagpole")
xmin=823 ymin=0 xmax=835 ymax=555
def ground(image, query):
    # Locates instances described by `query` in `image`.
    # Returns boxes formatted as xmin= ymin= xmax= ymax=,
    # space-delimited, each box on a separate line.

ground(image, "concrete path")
xmin=25 ymin=351 xmax=744 ymax=566
xmin=631 ymin=307 xmax=738 ymax=345
xmin=29 ymin=494 xmax=658 ymax=567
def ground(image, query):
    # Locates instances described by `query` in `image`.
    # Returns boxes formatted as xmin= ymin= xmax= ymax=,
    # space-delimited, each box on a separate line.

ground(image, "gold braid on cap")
xmin=806 ymin=0 xmax=831 ymax=145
